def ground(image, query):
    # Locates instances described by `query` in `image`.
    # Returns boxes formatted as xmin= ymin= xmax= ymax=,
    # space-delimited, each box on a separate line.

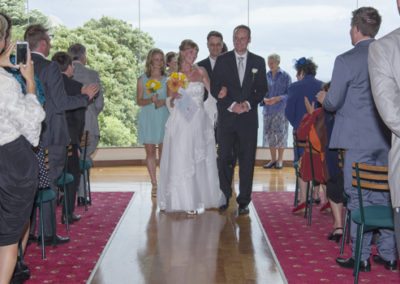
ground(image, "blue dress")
xmin=137 ymin=75 xmax=169 ymax=144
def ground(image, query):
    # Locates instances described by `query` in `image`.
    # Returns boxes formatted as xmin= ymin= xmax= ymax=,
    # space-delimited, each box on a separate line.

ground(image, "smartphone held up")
xmin=16 ymin=41 xmax=28 ymax=65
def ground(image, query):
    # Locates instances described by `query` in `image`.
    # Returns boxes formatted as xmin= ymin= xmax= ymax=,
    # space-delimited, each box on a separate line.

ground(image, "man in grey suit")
xmin=68 ymin=43 xmax=104 ymax=205
xmin=369 ymin=0 xmax=400 ymax=260
xmin=24 ymin=25 xmax=98 ymax=244
xmin=317 ymin=7 xmax=397 ymax=271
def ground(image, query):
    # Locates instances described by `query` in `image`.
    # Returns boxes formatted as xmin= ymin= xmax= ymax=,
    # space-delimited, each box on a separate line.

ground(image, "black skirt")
xmin=0 ymin=136 xmax=38 ymax=246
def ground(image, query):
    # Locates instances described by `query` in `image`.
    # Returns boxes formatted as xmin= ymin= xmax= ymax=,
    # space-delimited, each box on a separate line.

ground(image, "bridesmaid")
xmin=136 ymin=48 xmax=169 ymax=197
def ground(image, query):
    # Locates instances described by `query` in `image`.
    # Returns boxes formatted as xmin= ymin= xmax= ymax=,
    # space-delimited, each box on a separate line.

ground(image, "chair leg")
xmin=307 ymin=183 xmax=314 ymax=226
xmin=304 ymin=182 xmax=310 ymax=218
xmin=353 ymin=224 xmax=364 ymax=283
xmin=83 ymin=170 xmax=88 ymax=211
xmin=50 ymin=201 xmax=57 ymax=245
xmin=63 ymin=185 xmax=70 ymax=233
xmin=294 ymin=167 xmax=299 ymax=207
xmin=87 ymin=168 xmax=92 ymax=205
xmin=346 ymin=211 xmax=351 ymax=244
xmin=39 ymin=199 xmax=45 ymax=259
xmin=340 ymin=208 xmax=350 ymax=255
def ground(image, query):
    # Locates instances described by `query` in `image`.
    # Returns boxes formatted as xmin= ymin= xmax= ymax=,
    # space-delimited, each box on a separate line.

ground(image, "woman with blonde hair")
xmin=136 ymin=48 xmax=169 ymax=197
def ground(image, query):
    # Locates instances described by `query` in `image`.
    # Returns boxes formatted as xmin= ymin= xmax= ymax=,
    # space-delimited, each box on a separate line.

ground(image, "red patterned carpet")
xmin=252 ymin=192 xmax=400 ymax=283
xmin=24 ymin=192 xmax=133 ymax=283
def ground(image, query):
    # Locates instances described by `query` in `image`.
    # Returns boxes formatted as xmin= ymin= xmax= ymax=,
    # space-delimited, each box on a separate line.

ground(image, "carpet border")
xmin=86 ymin=191 xmax=136 ymax=283
xmin=250 ymin=200 xmax=288 ymax=284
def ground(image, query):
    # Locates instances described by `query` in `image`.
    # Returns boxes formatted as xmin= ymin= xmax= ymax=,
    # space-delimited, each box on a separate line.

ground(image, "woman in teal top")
xmin=137 ymin=48 xmax=169 ymax=197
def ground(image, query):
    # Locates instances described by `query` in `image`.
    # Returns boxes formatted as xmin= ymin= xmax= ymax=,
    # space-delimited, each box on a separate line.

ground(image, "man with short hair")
xmin=211 ymin=25 xmax=268 ymax=215
xmin=51 ymin=51 xmax=86 ymax=225
xmin=317 ymin=7 xmax=397 ymax=271
xmin=24 ymin=24 xmax=98 ymax=244
xmin=369 ymin=0 xmax=400 ymax=262
xmin=68 ymin=43 xmax=104 ymax=206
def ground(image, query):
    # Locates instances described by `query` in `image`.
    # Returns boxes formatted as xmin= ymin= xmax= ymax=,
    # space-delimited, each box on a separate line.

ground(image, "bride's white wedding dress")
xmin=158 ymin=81 xmax=223 ymax=212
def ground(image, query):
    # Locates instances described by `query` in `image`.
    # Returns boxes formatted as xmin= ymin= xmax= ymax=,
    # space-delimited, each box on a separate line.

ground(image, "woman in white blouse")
xmin=0 ymin=14 xmax=45 ymax=284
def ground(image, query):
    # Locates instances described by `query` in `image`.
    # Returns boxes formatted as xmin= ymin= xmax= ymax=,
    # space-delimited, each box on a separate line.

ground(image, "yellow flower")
xmin=167 ymin=72 xmax=188 ymax=93
xmin=145 ymin=79 xmax=162 ymax=94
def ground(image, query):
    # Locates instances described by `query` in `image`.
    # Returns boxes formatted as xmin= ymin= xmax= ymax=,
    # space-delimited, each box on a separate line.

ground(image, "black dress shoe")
xmin=336 ymin=257 xmax=371 ymax=272
xmin=219 ymin=198 xmax=229 ymax=212
xmin=373 ymin=255 xmax=398 ymax=271
xmin=77 ymin=197 xmax=91 ymax=206
xmin=71 ymin=213 xmax=81 ymax=222
xmin=61 ymin=213 xmax=81 ymax=224
xmin=238 ymin=205 xmax=249 ymax=215
xmin=38 ymin=235 xmax=70 ymax=246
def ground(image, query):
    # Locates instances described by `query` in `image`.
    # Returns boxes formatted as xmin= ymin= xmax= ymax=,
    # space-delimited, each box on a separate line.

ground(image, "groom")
xmin=211 ymin=25 xmax=268 ymax=215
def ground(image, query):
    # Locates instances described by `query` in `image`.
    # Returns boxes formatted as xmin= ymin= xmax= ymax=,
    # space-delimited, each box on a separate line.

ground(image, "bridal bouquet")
xmin=167 ymin=72 xmax=188 ymax=93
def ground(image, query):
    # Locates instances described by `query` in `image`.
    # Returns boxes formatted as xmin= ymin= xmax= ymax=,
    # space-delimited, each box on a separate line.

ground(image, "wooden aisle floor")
xmin=88 ymin=166 xmax=296 ymax=284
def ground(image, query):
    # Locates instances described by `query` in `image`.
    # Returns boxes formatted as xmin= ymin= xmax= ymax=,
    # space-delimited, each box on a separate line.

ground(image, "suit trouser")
xmin=217 ymin=121 xmax=257 ymax=206
xmin=78 ymin=134 xmax=99 ymax=197
xmin=344 ymin=149 xmax=397 ymax=261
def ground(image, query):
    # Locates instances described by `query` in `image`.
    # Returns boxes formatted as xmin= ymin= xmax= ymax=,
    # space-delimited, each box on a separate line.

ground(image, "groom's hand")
xmin=218 ymin=86 xmax=227 ymax=99
xmin=232 ymin=103 xmax=243 ymax=114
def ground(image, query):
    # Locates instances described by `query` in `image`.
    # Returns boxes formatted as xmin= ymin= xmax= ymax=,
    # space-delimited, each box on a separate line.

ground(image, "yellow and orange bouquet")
xmin=167 ymin=72 xmax=188 ymax=93
xmin=145 ymin=79 xmax=162 ymax=95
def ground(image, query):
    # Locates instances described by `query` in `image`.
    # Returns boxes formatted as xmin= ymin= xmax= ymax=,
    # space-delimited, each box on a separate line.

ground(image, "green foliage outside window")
xmin=2 ymin=0 xmax=154 ymax=146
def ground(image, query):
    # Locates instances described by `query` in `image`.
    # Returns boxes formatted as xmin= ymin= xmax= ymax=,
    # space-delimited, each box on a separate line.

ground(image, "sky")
xmin=27 ymin=0 xmax=400 ymax=81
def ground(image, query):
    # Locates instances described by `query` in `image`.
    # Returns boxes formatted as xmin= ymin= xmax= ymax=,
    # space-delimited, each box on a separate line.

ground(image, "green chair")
xmin=79 ymin=131 xmax=92 ymax=211
xmin=351 ymin=162 xmax=394 ymax=283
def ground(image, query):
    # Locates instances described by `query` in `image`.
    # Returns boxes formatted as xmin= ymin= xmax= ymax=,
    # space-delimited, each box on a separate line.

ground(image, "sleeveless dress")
xmin=158 ymin=82 xmax=223 ymax=212
xmin=137 ymin=75 xmax=169 ymax=145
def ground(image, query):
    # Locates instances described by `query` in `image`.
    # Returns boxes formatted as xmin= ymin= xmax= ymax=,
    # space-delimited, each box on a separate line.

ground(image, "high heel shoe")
xmin=327 ymin=227 xmax=343 ymax=242
xmin=320 ymin=201 xmax=331 ymax=212
xmin=292 ymin=202 xmax=306 ymax=214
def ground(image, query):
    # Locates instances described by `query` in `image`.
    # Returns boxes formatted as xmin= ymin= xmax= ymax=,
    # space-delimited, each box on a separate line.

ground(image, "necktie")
xmin=238 ymin=57 xmax=244 ymax=85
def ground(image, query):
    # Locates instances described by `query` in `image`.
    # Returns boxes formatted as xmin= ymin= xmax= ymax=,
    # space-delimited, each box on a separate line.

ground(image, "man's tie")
xmin=238 ymin=56 xmax=244 ymax=86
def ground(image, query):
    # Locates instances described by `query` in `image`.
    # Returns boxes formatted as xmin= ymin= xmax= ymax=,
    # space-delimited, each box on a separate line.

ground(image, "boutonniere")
xmin=252 ymin=68 xmax=258 ymax=80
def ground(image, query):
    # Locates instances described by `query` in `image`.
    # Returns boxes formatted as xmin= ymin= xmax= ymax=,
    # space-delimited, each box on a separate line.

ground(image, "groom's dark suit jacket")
xmin=211 ymin=50 xmax=268 ymax=128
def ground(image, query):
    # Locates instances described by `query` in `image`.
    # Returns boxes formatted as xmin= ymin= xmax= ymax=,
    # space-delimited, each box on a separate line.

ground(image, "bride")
xmin=158 ymin=39 xmax=223 ymax=214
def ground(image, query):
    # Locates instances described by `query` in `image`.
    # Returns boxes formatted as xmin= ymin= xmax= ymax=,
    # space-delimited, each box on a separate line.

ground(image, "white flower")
xmin=252 ymin=68 xmax=258 ymax=74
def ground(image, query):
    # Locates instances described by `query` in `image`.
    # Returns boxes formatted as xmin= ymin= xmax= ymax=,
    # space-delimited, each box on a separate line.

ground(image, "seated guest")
xmin=285 ymin=57 xmax=323 ymax=212
xmin=52 ymin=51 xmax=86 ymax=224
xmin=0 ymin=14 xmax=45 ymax=284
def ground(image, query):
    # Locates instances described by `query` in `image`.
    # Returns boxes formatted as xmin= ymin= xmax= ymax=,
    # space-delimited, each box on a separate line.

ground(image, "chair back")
xmin=352 ymin=162 xmax=389 ymax=223
xmin=80 ymin=131 xmax=90 ymax=163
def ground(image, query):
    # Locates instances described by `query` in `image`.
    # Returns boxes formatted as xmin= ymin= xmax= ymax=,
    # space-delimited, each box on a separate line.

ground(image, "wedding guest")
xmin=52 ymin=51 xmax=85 ymax=224
xmin=211 ymin=25 xmax=268 ymax=215
xmin=221 ymin=42 xmax=228 ymax=54
xmin=165 ymin=51 xmax=178 ymax=75
xmin=285 ymin=57 xmax=323 ymax=213
xmin=0 ymin=14 xmax=45 ymax=284
xmin=158 ymin=39 xmax=223 ymax=213
xmin=24 ymin=24 xmax=98 ymax=245
xmin=137 ymin=48 xmax=169 ymax=197
xmin=262 ymin=53 xmax=292 ymax=169
xmin=369 ymin=0 xmax=400 ymax=264
xmin=68 ymin=43 xmax=103 ymax=206
xmin=317 ymin=7 xmax=397 ymax=271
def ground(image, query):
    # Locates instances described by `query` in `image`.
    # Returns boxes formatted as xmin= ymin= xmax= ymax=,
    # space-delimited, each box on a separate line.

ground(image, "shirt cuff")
xmin=228 ymin=102 xmax=237 ymax=112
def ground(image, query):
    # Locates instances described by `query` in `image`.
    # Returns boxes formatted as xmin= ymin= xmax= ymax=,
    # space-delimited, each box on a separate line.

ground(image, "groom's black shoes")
xmin=238 ymin=205 xmax=249 ymax=215
xmin=219 ymin=198 xmax=229 ymax=212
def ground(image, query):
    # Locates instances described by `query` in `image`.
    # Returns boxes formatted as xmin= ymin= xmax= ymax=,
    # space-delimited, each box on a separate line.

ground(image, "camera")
xmin=16 ymin=41 xmax=28 ymax=65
